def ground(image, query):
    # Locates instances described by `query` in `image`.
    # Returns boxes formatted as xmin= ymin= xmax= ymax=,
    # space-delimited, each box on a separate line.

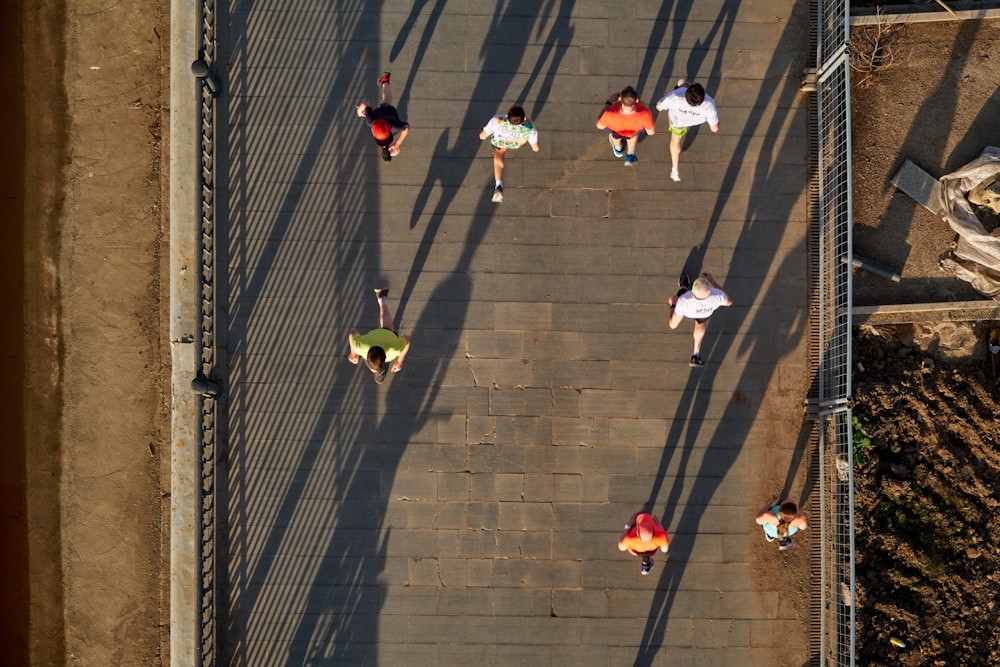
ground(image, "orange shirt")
xmin=598 ymin=101 xmax=655 ymax=137
xmin=619 ymin=514 xmax=670 ymax=555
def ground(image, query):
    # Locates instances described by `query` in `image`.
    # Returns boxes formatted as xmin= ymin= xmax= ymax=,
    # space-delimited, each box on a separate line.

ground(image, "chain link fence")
xmin=814 ymin=0 xmax=855 ymax=664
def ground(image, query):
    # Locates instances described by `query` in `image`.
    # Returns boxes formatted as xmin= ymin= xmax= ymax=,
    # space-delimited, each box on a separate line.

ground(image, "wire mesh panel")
xmin=813 ymin=0 xmax=855 ymax=656
xmin=817 ymin=61 xmax=853 ymax=404
xmin=819 ymin=410 xmax=856 ymax=667
xmin=813 ymin=21 xmax=855 ymax=666
xmin=819 ymin=0 xmax=850 ymax=69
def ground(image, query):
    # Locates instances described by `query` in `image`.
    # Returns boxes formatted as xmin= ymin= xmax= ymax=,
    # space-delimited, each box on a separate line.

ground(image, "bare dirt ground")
xmin=853 ymin=324 xmax=1000 ymax=666
xmin=19 ymin=0 xmax=169 ymax=665
xmin=850 ymin=16 xmax=1000 ymax=666
xmin=851 ymin=18 xmax=1000 ymax=307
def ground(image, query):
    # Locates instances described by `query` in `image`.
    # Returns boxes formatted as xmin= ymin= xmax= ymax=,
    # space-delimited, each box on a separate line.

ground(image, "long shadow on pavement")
xmin=634 ymin=9 xmax=811 ymax=665
xmin=218 ymin=2 xmax=579 ymax=664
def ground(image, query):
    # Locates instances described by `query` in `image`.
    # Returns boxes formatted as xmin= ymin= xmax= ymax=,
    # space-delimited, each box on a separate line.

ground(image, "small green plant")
xmin=853 ymin=414 xmax=872 ymax=466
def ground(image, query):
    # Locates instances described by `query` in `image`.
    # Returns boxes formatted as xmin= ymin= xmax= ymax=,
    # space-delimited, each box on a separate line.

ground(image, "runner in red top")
xmin=596 ymin=85 xmax=656 ymax=166
xmin=618 ymin=512 xmax=670 ymax=574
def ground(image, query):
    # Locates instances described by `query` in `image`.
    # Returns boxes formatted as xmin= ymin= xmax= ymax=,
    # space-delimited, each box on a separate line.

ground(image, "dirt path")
xmin=20 ymin=0 xmax=169 ymax=664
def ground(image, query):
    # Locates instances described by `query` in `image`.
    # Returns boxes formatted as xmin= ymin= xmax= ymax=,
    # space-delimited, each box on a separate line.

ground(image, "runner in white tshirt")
xmin=479 ymin=105 xmax=540 ymax=203
xmin=668 ymin=271 xmax=733 ymax=368
xmin=656 ymin=81 xmax=719 ymax=182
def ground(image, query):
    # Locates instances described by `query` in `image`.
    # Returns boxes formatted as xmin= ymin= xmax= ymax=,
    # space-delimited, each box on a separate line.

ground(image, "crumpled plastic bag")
xmin=936 ymin=146 xmax=1000 ymax=300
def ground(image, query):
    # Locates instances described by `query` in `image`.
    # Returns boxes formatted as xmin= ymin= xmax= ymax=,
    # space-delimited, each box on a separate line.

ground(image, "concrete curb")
xmin=851 ymin=6 xmax=1000 ymax=24
xmin=168 ymin=0 xmax=199 ymax=664
xmin=854 ymin=300 xmax=1000 ymax=323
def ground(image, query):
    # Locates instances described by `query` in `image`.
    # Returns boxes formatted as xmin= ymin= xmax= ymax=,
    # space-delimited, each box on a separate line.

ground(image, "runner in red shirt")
xmin=619 ymin=512 xmax=670 ymax=574
xmin=596 ymin=86 xmax=656 ymax=166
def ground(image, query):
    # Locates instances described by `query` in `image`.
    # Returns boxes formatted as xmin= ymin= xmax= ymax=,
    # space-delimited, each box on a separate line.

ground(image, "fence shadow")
xmin=218 ymin=1 xmax=579 ymax=664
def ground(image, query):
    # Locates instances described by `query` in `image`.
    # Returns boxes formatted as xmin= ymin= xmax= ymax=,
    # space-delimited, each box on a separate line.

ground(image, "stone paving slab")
xmin=218 ymin=0 xmax=814 ymax=665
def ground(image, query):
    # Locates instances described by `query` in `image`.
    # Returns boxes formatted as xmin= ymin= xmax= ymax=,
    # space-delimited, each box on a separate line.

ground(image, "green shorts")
xmin=668 ymin=123 xmax=688 ymax=137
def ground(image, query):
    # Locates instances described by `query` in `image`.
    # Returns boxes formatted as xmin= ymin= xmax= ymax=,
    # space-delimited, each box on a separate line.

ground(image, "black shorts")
xmin=608 ymin=129 xmax=645 ymax=141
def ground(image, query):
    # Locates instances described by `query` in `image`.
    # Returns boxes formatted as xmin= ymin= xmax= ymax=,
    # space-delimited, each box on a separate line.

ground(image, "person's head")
xmin=685 ymin=83 xmax=706 ymax=107
xmin=637 ymin=514 xmax=655 ymax=542
xmin=620 ymin=86 xmax=639 ymax=107
xmin=691 ymin=277 xmax=712 ymax=299
xmin=372 ymin=118 xmax=393 ymax=147
xmin=777 ymin=501 xmax=798 ymax=538
xmin=507 ymin=105 xmax=526 ymax=125
xmin=366 ymin=347 xmax=387 ymax=384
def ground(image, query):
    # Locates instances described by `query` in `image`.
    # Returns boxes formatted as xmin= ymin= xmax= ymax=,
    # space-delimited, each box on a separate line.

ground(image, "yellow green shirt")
xmin=351 ymin=329 xmax=407 ymax=361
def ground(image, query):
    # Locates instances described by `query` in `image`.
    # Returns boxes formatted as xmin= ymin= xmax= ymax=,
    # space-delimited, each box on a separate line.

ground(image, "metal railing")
xmin=813 ymin=0 xmax=855 ymax=663
xmin=195 ymin=0 xmax=219 ymax=664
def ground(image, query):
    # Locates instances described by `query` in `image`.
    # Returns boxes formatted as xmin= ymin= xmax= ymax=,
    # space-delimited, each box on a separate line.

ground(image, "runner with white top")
xmin=668 ymin=271 xmax=732 ymax=367
xmin=479 ymin=105 xmax=539 ymax=203
xmin=656 ymin=81 xmax=719 ymax=182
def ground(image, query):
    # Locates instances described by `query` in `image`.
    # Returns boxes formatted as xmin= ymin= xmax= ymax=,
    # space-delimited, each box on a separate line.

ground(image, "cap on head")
xmin=637 ymin=514 xmax=655 ymax=541
xmin=372 ymin=118 xmax=392 ymax=142
xmin=692 ymin=278 xmax=711 ymax=298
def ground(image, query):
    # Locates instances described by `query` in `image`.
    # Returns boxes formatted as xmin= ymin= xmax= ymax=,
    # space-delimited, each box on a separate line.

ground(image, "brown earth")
xmin=853 ymin=325 xmax=1000 ymax=666
xmin=17 ymin=0 xmax=169 ymax=665
xmin=851 ymin=16 xmax=1000 ymax=667
xmin=851 ymin=18 xmax=1000 ymax=307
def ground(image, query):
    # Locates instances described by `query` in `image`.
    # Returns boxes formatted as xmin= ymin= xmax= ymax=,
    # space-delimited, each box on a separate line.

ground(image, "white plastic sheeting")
xmin=937 ymin=146 xmax=1000 ymax=299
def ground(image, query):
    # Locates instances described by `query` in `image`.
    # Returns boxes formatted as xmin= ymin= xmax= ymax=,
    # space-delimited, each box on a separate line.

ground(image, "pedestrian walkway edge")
xmin=168 ymin=0 xmax=200 ymax=664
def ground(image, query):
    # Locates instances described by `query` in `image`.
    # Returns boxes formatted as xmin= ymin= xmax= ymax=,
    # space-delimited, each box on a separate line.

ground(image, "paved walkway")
xmin=217 ymin=1 xmax=813 ymax=665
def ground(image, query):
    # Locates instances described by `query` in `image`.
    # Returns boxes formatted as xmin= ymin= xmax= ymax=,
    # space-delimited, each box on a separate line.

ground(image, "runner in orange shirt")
xmin=596 ymin=85 xmax=656 ymax=166
xmin=619 ymin=511 xmax=670 ymax=574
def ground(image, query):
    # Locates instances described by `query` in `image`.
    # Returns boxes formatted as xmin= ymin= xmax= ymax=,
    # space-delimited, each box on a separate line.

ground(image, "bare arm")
xmin=391 ymin=335 xmax=411 ymax=372
xmin=667 ymin=298 xmax=684 ymax=329
xmin=388 ymin=125 xmax=409 ymax=156
xmin=347 ymin=330 xmax=361 ymax=364
xmin=479 ymin=128 xmax=490 ymax=140
xmin=596 ymin=92 xmax=619 ymax=127
xmin=356 ymin=102 xmax=369 ymax=117
xmin=619 ymin=511 xmax=641 ymax=550
xmin=652 ymin=515 xmax=669 ymax=552
xmin=709 ymin=122 xmax=719 ymax=132
xmin=755 ymin=493 xmax=780 ymax=524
